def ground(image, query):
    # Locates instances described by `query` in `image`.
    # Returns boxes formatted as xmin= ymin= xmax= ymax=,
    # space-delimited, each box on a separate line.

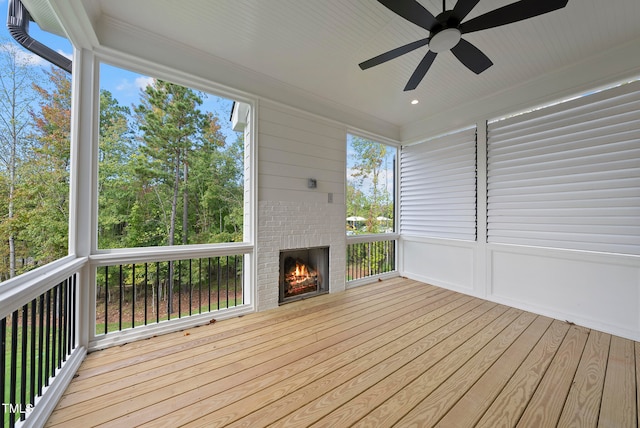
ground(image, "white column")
xmin=68 ymin=47 xmax=98 ymax=348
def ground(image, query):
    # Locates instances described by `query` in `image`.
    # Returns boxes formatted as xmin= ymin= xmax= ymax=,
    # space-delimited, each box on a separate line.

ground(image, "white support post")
xmin=68 ymin=47 xmax=98 ymax=350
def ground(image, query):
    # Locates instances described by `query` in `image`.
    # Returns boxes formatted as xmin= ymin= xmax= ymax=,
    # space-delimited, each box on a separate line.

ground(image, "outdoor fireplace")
xmin=279 ymin=247 xmax=329 ymax=304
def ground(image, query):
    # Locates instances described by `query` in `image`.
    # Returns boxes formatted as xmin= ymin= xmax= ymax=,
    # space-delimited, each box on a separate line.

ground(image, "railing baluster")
xmin=208 ymin=258 xmax=212 ymax=312
xmin=67 ymin=275 xmax=76 ymax=355
xmin=177 ymin=260 xmax=182 ymax=318
xmin=104 ymin=266 xmax=108 ymax=335
xmin=10 ymin=310 xmax=18 ymax=427
xmin=358 ymin=242 xmax=362 ymax=279
xmin=1 ymin=317 xmax=5 ymax=425
xmin=30 ymin=299 xmax=37 ymax=407
xmin=44 ymin=290 xmax=50 ymax=387
xmin=234 ymin=256 xmax=238 ymax=306
xmin=155 ymin=262 xmax=160 ymax=325
xmin=64 ymin=281 xmax=69 ymax=357
xmin=58 ymin=282 xmax=64 ymax=368
xmin=132 ymin=264 xmax=136 ymax=329
xmin=198 ymin=258 xmax=202 ymax=314
xmin=118 ymin=265 xmax=123 ymax=331
xmin=20 ymin=305 xmax=28 ymax=420
xmin=188 ymin=259 xmax=192 ymax=316
xmin=50 ymin=287 xmax=57 ymax=384
xmin=225 ymin=256 xmax=230 ymax=309
xmin=166 ymin=261 xmax=171 ymax=321
xmin=50 ymin=287 xmax=56 ymax=378
xmin=144 ymin=263 xmax=148 ymax=326
xmin=37 ymin=294 xmax=44 ymax=395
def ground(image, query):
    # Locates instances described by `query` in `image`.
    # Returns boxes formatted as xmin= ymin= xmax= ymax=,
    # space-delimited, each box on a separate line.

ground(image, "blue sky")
xmin=0 ymin=7 xmax=237 ymax=140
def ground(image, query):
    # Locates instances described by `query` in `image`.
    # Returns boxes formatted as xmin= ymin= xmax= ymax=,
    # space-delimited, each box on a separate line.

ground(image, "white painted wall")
xmin=255 ymin=100 xmax=347 ymax=311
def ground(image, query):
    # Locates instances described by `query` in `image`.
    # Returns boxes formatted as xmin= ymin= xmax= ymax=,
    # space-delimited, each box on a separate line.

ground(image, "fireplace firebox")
xmin=279 ymin=247 xmax=329 ymax=304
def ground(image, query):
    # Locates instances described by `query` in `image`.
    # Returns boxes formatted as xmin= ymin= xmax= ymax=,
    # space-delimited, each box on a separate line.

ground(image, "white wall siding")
xmin=258 ymin=100 xmax=346 ymax=204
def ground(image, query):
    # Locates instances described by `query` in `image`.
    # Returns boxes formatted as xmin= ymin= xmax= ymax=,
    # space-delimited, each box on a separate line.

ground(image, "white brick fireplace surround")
xmin=257 ymin=201 xmax=346 ymax=311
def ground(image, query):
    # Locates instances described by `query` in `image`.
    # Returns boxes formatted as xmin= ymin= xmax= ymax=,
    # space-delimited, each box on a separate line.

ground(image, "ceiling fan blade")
xmin=359 ymin=38 xmax=430 ymax=70
xmin=404 ymin=51 xmax=437 ymax=91
xmin=460 ymin=0 xmax=569 ymax=34
xmin=452 ymin=0 xmax=481 ymax=22
xmin=378 ymin=0 xmax=437 ymax=32
xmin=450 ymin=39 xmax=493 ymax=74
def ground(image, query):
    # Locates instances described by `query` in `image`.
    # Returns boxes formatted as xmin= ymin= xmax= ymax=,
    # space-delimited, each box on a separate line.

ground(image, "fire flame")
xmin=294 ymin=261 xmax=309 ymax=277
xmin=283 ymin=257 xmax=319 ymax=297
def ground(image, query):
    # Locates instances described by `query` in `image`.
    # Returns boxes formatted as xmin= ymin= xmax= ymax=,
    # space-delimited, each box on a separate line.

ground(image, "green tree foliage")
xmin=126 ymin=79 xmax=244 ymax=248
xmin=134 ymin=80 xmax=204 ymax=247
xmin=188 ymin=113 xmax=244 ymax=243
xmin=98 ymin=90 xmax=136 ymax=249
xmin=0 ymin=42 xmax=42 ymax=279
xmin=347 ymin=136 xmax=394 ymax=234
xmin=15 ymin=68 xmax=71 ymax=266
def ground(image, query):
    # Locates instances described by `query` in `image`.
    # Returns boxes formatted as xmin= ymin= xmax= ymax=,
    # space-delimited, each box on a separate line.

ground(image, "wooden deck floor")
xmin=47 ymin=278 xmax=639 ymax=427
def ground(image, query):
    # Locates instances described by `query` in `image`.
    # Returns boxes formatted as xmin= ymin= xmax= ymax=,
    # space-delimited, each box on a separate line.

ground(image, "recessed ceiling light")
xmin=411 ymin=99 xmax=419 ymax=105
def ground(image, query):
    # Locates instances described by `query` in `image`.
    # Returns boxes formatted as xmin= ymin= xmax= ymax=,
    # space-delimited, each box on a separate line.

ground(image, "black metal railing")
xmin=95 ymin=254 xmax=245 ymax=335
xmin=1 ymin=274 xmax=77 ymax=428
xmin=346 ymin=236 xmax=396 ymax=281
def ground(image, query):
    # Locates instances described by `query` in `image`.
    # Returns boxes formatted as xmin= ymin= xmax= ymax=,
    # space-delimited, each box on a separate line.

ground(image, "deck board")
xmin=515 ymin=323 xmax=590 ymax=427
xmin=434 ymin=315 xmax=554 ymax=428
xmin=557 ymin=329 xmax=610 ymax=427
xmin=46 ymin=278 xmax=639 ymax=427
xmin=598 ymin=335 xmax=637 ymax=427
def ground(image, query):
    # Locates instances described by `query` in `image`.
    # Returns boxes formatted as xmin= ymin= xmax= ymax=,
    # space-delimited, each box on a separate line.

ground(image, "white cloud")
xmin=115 ymin=76 xmax=153 ymax=93
xmin=135 ymin=76 xmax=154 ymax=89
xmin=115 ymin=79 xmax=134 ymax=92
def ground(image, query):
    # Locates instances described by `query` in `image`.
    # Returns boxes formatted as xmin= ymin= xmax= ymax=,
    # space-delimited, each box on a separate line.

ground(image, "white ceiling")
xmin=24 ymin=0 xmax=640 ymax=140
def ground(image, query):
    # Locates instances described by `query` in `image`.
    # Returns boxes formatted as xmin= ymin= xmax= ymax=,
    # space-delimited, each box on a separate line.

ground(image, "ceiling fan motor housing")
xmin=429 ymin=28 xmax=462 ymax=52
xmin=429 ymin=10 xmax=463 ymax=52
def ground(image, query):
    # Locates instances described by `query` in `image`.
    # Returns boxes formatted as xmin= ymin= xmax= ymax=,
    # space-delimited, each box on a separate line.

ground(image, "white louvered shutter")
xmin=400 ymin=127 xmax=477 ymax=240
xmin=487 ymin=80 xmax=640 ymax=255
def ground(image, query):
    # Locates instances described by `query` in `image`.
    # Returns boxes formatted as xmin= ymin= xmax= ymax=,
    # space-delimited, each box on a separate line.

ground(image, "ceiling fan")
xmin=359 ymin=0 xmax=569 ymax=91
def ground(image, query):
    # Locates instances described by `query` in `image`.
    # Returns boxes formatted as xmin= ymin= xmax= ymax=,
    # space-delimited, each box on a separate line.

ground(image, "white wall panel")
xmin=489 ymin=246 xmax=640 ymax=340
xmin=401 ymin=237 xmax=475 ymax=293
